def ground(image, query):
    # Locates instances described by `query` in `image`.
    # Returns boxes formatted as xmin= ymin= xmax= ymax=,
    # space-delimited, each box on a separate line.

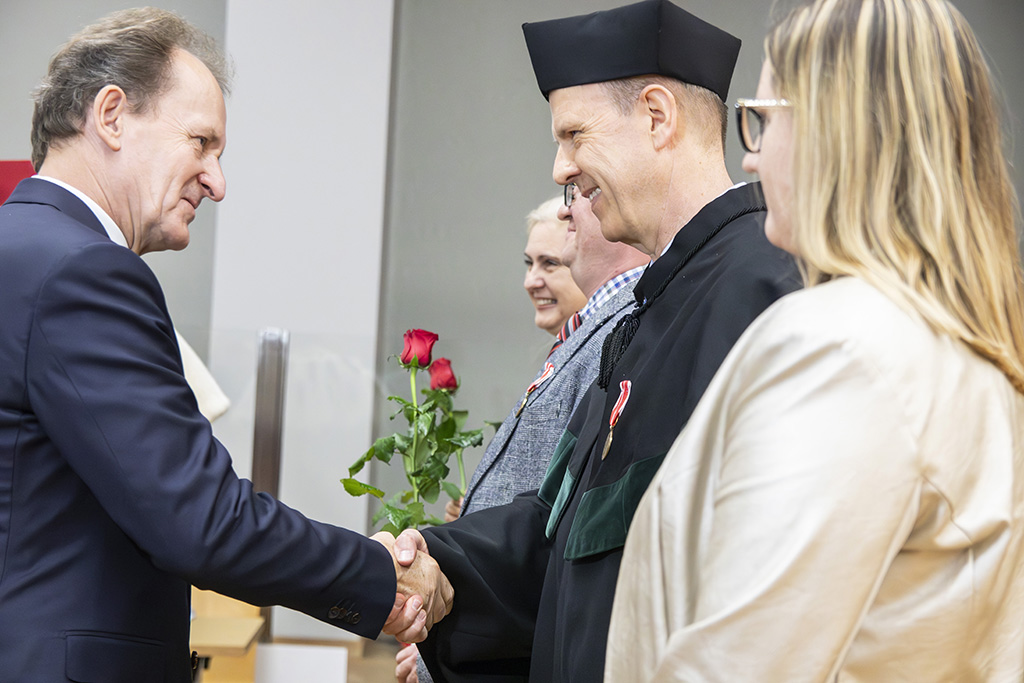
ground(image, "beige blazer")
xmin=608 ymin=277 xmax=1024 ymax=682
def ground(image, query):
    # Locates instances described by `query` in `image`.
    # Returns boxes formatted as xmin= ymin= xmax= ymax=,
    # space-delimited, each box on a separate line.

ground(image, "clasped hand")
xmin=373 ymin=529 xmax=453 ymax=643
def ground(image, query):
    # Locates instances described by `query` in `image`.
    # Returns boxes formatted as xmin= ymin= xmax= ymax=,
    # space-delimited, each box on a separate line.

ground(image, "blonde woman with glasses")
xmin=606 ymin=0 xmax=1024 ymax=680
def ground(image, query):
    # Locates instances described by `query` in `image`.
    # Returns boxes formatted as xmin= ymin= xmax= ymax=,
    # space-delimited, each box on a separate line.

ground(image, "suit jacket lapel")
xmin=527 ymin=287 xmax=637 ymax=405
xmin=465 ymin=286 xmax=639 ymax=501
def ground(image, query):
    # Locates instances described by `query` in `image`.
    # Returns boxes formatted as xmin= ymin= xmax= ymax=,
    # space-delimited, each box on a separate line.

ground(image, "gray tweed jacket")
xmin=415 ymin=283 xmax=639 ymax=682
xmin=461 ymin=283 xmax=639 ymax=516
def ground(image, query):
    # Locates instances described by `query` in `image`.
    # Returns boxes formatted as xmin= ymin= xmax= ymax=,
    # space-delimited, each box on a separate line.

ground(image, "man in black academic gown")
xmin=396 ymin=1 xmax=800 ymax=681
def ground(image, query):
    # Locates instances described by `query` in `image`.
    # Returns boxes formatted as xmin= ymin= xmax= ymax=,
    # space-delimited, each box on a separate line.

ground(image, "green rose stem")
xmin=408 ymin=367 xmax=420 ymax=502
xmin=456 ymin=446 xmax=466 ymax=493
xmin=344 ymin=334 xmax=485 ymax=533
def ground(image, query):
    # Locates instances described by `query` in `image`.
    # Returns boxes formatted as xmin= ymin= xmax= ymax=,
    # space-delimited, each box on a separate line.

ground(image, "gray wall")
xmin=2 ymin=0 xmax=1021 ymax=529
xmin=373 ymin=0 xmax=1024 ymax=522
xmin=0 ymin=0 xmax=226 ymax=359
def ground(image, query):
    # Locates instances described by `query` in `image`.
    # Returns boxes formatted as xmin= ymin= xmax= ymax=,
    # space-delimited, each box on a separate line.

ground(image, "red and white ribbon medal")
xmin=601 ymin=380 xmax=632 ymax=460
xmin=517 ymin=362 xmax=555 ymax=417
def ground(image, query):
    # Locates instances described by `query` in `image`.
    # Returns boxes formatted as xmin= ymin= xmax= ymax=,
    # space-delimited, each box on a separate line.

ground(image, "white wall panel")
xmin=212 ymin=0 xmax=394 ymax=641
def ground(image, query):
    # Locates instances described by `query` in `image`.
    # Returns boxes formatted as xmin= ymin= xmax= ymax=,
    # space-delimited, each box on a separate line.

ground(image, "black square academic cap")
xmin=522 ymin=0 xmax=741 ymax=103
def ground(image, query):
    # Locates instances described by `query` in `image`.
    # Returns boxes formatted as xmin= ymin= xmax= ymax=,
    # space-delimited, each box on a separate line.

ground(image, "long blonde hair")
xmin=768 ymin=0 xmax=1024 ymax=392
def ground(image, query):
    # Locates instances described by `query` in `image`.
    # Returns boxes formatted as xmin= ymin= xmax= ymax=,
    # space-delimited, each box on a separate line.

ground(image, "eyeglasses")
xmin=564 ymin=182 xmax=578 ymax=208
xmin=734 ymin=98 xmax=792 ymax=154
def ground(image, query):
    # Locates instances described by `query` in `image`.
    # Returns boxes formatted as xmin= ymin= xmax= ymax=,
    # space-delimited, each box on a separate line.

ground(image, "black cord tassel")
xmin=597 ymin=312 xmax=641 ymax=389
xmin=594 ymin=199 xmax=765 ymax=391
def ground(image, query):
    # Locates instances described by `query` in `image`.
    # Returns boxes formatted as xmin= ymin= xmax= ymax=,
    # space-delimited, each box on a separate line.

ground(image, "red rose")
xmin=400 ymin=329 xmax=439 ymax=368
xmin=429 ymin=358 xmax=458 ymax=390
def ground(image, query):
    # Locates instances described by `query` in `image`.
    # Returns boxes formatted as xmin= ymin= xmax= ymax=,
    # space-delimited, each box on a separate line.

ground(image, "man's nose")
xmin=741 ymin=151 xmax=758 ymax=176
xmin=200 ymin=159 xmax=226 ymax=202
xmin=552 ymin=145 xmax=579 ymax=187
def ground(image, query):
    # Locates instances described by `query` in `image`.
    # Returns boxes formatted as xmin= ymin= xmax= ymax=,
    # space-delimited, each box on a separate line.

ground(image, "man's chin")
xmin=170 ymin=218 xmax=193 ymax=249
xmin=600 ymin=222 xmax=627 ymax=244
xmin=139 ymin=227 xmax=191 ymax=255
xmin=169 ymin=228 xmax=192 ymax=251
xmin=561 ymin=243 xmax=577 ymax=268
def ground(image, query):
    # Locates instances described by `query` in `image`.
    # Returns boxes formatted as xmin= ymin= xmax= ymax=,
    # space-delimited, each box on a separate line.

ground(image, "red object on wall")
xmin=0 ymin=160 xmax=35 ymax=204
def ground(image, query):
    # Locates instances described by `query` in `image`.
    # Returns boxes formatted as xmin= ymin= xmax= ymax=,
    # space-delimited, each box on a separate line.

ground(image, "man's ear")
xmin=90 ymin=85 xmax=128 ymax=152
xmin=639 ymin=84 xmax=678 ymax=150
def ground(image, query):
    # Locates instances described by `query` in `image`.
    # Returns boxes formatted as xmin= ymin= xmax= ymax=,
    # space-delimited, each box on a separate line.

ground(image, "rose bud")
xmin=399 ymin=329 xmax=439 ymax=368
xmin=429 ymin=358 xmax=458 ymax=390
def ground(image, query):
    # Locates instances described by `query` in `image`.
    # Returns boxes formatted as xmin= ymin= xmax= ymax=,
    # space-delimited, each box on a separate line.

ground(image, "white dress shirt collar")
xmin=33 ymin=175 xmax=128 ymax=249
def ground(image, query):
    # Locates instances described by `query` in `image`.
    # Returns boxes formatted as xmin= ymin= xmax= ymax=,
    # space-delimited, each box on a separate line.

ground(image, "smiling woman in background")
xmin=523 ymin=196 xmax=587 ymax=336
xmin=438 ymin=197 xmax=585 ymax=527
xmin=607 ymin=0 xmax=1024 ymax=680
xmin=399 ymin=193 xmax=614 ymax=682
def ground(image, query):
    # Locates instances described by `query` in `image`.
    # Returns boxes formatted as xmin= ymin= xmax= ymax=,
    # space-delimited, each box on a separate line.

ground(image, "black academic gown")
xmin=419 ymin=183 xmax=800 ymax=682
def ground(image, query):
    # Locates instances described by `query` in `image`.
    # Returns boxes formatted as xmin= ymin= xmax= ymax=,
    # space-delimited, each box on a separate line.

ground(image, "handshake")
xmin=372 ymin=529 xmax=453 ymax=643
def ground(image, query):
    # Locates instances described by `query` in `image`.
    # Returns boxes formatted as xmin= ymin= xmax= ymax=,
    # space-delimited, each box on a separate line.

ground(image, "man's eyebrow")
xmin=552 ymin=121 xmax=577 ymax=140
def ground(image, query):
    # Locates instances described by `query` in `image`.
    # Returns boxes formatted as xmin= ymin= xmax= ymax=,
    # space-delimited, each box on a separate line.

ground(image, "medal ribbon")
xmin=601 ymin=380 xmax=631 ymax=460
xmin=609 ymin=380 xmax=631 ymax=428
xmin=516 ymin=362 xmax=555 ymax=416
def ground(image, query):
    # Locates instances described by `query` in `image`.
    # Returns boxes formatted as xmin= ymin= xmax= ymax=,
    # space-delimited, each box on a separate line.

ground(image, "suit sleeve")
xmin=418 ymin=492 xmax=553 ymax=682
xmin=26 ymin=243 xmax=395 ymax=637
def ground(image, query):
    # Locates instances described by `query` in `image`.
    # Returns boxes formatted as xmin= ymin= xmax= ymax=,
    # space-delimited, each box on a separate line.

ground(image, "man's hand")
xmin=395 ymin=642 xmax=420 ymax=683
xmin=373 ymin=531 xmax=454 ymax=643
xmin=393 ymin=528 xmax=427 ymax=567
xmin=443 ymin=496 xmax=463 ymax=523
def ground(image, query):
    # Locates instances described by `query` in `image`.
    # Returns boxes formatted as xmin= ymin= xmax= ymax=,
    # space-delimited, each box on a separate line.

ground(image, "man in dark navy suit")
xmin=0 ymin=9 xmax=450 ymax=681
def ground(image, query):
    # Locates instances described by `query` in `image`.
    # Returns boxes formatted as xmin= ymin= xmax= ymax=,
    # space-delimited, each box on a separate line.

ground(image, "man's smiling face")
xmin=549 ymin=82 xmax=654 ymax=250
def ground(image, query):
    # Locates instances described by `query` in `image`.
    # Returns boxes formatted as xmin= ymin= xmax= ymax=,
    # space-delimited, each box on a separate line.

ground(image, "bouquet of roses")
xmin=343 ymin=329 xmax=483 ymax=533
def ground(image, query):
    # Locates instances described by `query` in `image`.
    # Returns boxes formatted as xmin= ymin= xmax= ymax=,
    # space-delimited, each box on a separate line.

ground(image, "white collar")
xmin=33 ymin=175 xmax=128 ymax=249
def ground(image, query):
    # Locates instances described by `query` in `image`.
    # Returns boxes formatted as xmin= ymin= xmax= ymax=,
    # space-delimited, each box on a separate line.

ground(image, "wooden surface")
xmin=191 ymin=616 xmax=266 ymax=658
xmin=191 ymin=588 xmax=261 ymax=682
xmin=189 ymin=588 xmax=398 ymax=683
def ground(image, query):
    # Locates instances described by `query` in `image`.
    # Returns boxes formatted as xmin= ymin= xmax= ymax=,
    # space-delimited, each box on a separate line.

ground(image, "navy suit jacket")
xmin=0 ymin=179 xmax=394 ymax=682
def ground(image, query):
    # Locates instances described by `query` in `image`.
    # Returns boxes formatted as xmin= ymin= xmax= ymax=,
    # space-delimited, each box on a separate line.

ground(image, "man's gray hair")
xmin=30 ymin=7 xmax=231 ymax=170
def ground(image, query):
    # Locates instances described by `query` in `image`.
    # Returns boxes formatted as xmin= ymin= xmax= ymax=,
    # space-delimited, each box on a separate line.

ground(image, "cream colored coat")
xmin=607 ymin=277 xmax=1024 ymax=682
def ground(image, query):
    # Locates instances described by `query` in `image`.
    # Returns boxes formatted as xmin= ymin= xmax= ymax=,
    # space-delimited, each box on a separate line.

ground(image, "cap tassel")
xmin=597 ymin=312 xmax=641 ymax=390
